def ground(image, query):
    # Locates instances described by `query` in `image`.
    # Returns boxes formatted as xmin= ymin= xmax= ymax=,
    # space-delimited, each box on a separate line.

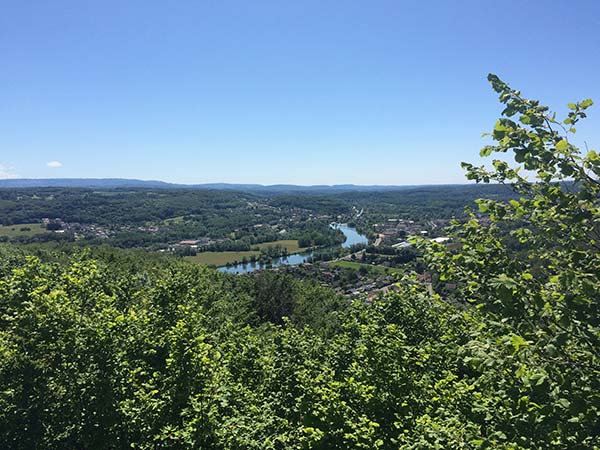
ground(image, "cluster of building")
xmin=40 ymin=218 xmax=163 ymax=240
xmin=174 ymin=237 xmax=230 ymax=250
xmin=274 ymin=262 xmax=401 ymax=299
xmin=373 ymin=217 xmax=452 ymax=248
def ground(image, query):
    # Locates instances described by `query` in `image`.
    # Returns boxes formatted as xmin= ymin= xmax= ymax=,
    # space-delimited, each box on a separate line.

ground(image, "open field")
xmin=186 ymin=240 xmax=307 ymax=267
xmin=251 ymin=239 xmax=306 ymax=253
xmin=328 ymin=260 xmax=404 ymax=275
xmin=0 ymin=223 xmax=48 ymax=238
xmin=185 ymin=250 xmax=260 ymax=266
xmin=163 ymin=215 xmax=186 ymax=225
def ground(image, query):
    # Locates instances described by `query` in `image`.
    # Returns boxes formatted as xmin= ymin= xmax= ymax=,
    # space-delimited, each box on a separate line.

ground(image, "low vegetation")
xmin=251 ymin=239 xmax=306 ymax=253
xmin=0 ymin=223 xmax=48 ymax=238
xmin=328 ymin=259 xmax=404 ymax=275
xmin=184 ymin=250 xmax=261 ymax=266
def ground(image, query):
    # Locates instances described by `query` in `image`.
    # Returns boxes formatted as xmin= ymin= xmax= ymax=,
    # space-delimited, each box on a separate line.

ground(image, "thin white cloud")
xmin=0 ymin=163 xmax=19 ymax=179
xmin=47 ymin=160 xmax=63 ymax=168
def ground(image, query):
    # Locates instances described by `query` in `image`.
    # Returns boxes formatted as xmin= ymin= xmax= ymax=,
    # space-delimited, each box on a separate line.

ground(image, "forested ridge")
xmin=1 ymin=76 xmax=599 ymax=449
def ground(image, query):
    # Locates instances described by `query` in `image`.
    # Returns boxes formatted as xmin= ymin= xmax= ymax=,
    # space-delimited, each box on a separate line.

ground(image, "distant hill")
xmin=0 ymin=178 xmax=178 ymax=189
xmin=194 ymin=183 xmax=421 ymax=193
xmin=0 ymin=178 xmax=431 ymax=193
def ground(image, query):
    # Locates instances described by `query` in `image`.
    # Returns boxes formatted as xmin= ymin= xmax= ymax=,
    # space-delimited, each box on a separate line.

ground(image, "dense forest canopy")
xmin=0 ymin=189 xmax=256 ymax=226
xmin=0 ymin=184 xmax=514 ymax=227
xmin=0 ymin=75 xmax=599 ymax=449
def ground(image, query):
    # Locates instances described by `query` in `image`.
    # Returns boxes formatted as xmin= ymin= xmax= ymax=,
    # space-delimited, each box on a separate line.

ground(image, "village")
xmin=6 ymin=198 xmax=459 ymax=303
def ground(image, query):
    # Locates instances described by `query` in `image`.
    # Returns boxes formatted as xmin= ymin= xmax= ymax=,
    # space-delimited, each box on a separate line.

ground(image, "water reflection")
xmin=218 ymin=223 xmax=367 ymax=274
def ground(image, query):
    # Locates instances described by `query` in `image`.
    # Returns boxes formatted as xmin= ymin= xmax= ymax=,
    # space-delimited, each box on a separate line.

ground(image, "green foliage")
xmin=421 ymin=74 xmax=600 ymax=448
xmin=1 ymin=75 xmax=599 ymax=449
xmin=0 ymin=247 xmax=467 ymax=449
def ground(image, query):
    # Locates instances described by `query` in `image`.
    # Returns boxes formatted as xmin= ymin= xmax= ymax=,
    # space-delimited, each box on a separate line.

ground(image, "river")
xmin=334 ymin=223 xmax=368 ymax=248
xmin=218 ymin=223 xmax=368 ymax=274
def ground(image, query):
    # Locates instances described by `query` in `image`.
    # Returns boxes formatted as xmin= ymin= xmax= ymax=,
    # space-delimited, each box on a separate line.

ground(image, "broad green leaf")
xmin=510 ymin=334 xmax=529 ymax=352
xmin=555 ymin=140 xmax=568 ymax=151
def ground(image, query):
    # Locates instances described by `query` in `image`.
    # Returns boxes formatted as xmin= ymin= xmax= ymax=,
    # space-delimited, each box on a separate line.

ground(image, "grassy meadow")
xmin=251 ymin=239 xmax=306 ymax=253
xmin=0 ymin=223 xmax=48 ymax=238
xmin=185 ymin=239 xmax=307 ymax=267
xmin=328 ymin=260 xmax=403 ymax=275
xmin=185 ymin=250 xmax=260 ymax=266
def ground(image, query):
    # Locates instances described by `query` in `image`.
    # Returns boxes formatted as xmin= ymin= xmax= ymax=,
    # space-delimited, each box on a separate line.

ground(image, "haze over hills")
xmin=0 ymin=178 xmax=176 ymax=189
xmin=0 ymin=178 xmax=432 ymax=192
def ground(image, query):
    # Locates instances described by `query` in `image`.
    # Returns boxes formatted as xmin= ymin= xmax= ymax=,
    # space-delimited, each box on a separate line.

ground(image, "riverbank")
xmin=185 ymin=239 xmax=309 ymax=267
xmin=216 ymin=224 xmax=368 ymax=274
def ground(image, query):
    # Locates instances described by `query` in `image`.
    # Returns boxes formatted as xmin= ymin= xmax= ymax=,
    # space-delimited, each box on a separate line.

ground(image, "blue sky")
xmin=1 ymin=0 xmax=599 ymax=185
